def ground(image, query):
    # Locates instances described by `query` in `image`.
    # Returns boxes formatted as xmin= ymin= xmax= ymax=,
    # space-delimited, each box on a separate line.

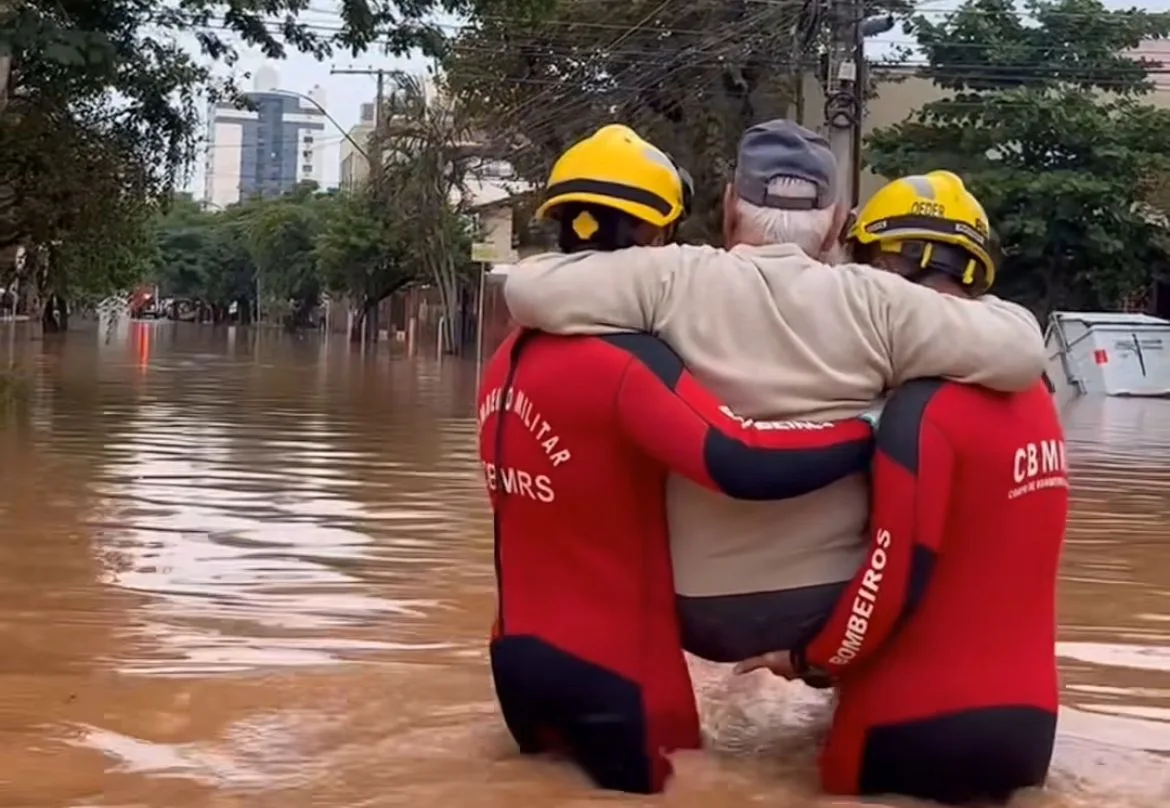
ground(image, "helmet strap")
xmin=894 ymin=239 xmax=983 ymax=291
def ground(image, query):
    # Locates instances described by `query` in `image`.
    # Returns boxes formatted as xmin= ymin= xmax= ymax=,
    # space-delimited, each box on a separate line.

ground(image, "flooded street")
xmin=0 ymin=321 xmax=1168 ymax=807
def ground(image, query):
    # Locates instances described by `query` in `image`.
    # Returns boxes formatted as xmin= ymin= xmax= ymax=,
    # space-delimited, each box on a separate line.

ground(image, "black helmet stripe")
xmin=544 ymin=179 xmax=674 ymax=216
xmin=864 ymin=214 xmax=989 ymax=250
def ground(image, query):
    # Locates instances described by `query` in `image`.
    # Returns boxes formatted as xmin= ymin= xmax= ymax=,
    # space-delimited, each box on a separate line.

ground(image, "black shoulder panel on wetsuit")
xmin=876 ymin=379 xmax=947 ymax=473
xmin=877 ymin=378 xmax=948 ymax=619
xmin=597 ymin=333 xmax=685 ymax=389
xmin=703 ymin=430 xmax=873 ymax=500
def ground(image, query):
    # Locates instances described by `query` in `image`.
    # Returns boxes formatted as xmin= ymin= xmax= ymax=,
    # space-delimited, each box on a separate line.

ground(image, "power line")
xmin=186 ymin=13 xmax=1170 ymax=87
xmin=186 ymin=9 xmax=1170 ymax=167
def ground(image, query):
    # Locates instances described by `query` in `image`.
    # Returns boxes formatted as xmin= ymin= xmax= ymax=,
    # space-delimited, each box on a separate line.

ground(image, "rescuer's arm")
xmin=858 ymin=267 xmax=1046 ymax=393
xmin=607 ymin=334 xmax=874 ymax=500
xmin=504 ymin=244 xmax=710 ymax=335
xmin=791 ymin=382 xmax=956 ymax=678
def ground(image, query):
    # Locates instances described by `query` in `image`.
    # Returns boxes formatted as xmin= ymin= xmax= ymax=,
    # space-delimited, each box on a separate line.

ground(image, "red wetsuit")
xmin=478 ymin=329 xmax=875 ymax=794
xmin=793 ymin=379 xmax=1069 ymax=805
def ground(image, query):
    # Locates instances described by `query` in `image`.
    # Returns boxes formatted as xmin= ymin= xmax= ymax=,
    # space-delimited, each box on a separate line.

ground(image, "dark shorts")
xmin=836 ymin=706 xmax=1057 ymax=805
xmin=676 ymin=581 xmax=847 ymax=662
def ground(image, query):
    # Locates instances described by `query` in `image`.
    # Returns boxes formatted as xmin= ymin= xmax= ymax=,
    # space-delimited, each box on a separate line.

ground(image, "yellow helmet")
xmin=535 ymin=124 xmax=685 ymax=228
xmin=849 ymin=171 xmax=996 ymax=291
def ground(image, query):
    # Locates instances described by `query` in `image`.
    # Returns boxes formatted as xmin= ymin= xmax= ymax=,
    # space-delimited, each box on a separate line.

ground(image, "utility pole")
xmin=330 ymin=67 xmax=388 ymax=180
xmin=329 ymin=68 xmax=390 ymax=345
xmin=823 ymin=0 xmax=863 ymax=209
xmin=821 ymin=1 xmax=896 ymax=208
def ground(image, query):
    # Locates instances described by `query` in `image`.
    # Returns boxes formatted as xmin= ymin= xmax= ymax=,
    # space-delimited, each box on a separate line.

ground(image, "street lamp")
xmin=275 ymin=89 xmax=370 ymax=163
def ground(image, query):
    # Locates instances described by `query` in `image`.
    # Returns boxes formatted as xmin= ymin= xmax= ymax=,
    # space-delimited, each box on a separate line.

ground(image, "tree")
xmin=1 ymin=0 xmax=537 ymax=327
xmin=147 ymin=171 xmax=471 ymax=340
xmin=150 ymin=197 xmax=257 ymax=323
xmin=144 ymin=75 xmax=484 ymax=344
xmin=151 ymin=197 xmax=216 ymax=301
xmin=311 ymin=74 xmax=480 ymax=348
xmin=314 ymin=187 xmax=414 ymax=342
xmin=373 ymin=73 xmax=477 ymax=350
xmin=866 ymin=0 xmax=1170 ymax=314
xmin=443 ymin=0 xmax=913 ymax=242
xmin=243 ymin=184 xmax=328 ymax=326
xmin=0 ymin=98 xmax=159 ymax=328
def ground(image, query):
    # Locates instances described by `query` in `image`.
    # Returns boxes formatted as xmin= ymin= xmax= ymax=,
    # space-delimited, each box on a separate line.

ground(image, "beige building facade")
xmin=799 ymin=47 xmax=1170 ymax=204
xmin=339 ymin=102 xmax=376 ymax=192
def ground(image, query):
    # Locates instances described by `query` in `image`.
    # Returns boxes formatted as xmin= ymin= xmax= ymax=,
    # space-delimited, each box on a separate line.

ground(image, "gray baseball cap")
xmin=734 ymin=119 xmax=838 ymax=210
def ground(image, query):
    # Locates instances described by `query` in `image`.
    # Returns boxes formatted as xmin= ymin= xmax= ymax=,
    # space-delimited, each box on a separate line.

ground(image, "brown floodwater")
xmin=0 ymin=320 xmax=1168 ymax=808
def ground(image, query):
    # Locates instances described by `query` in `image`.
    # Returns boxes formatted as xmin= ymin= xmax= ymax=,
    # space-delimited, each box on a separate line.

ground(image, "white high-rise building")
xmin=203 ymin=68 xmax=328 ymax=207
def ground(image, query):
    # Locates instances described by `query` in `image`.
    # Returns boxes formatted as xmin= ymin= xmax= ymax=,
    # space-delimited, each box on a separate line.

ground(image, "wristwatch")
xmin=790 ymin=647 xmax=834 ymax=689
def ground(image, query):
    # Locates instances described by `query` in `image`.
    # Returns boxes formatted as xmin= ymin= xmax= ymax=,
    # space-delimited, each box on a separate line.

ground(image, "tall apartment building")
xmin=203 ymin=67 xmax=327 ymax=208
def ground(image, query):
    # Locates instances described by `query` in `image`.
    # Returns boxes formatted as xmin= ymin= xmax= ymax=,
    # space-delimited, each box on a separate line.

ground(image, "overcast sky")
xmin=183 ymin=3 xmax=435 ymax=194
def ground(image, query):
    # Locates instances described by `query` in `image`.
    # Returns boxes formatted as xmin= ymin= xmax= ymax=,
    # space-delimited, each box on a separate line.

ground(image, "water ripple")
xmin=0 ymin=323 xmax=1168 ymax=807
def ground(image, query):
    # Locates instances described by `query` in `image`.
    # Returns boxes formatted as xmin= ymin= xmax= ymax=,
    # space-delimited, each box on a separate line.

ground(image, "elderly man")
xmin=502 ymin=119 xmax=1048 ymax=665
xmin=481 ymin=123 xmax=877 ymax=795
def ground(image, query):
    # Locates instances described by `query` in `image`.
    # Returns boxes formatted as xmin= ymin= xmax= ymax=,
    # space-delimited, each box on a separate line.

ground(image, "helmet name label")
xmin=910 ymin=200 xmax=945 ymax=217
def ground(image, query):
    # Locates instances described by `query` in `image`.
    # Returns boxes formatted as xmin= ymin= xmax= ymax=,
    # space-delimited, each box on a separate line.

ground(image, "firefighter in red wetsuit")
xmin=479 ymin=125 xmax=878 ymax=795
xmin=737 ymin=171 xmax=1070 ymax=805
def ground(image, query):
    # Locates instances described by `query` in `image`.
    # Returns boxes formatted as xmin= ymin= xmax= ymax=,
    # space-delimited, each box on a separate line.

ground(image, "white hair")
xmin=734 ymin=177 xmax=838 ymax=257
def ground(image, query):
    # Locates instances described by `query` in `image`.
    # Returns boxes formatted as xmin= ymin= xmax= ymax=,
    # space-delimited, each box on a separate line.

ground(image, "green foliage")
xmin=445 ymin=0 xmax=911 ymax=242
xmin=0 ymin=0 xmax=525 ymax=324
xmin=244 ymin=185 xmax=327 ymax=306
xmin=371 ymin=74 xmax=478 ymax=348
xmin=0 ymin=100 xmax=160 ymax=303
xmin=443 ymin=0 xmax=814 ymax=242
xmin=867 ymin=0 xmax=1170 ymax=313
xmin=151 ymin=197 xmax=257 ymax=315
xmin=314 ymin=187 xmax=414 ymax=306
xmin=147 ymin=76 xmax=478 ymax=342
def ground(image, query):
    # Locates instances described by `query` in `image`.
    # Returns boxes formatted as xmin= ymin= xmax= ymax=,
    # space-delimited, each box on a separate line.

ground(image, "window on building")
xmin=304 ymin=135 xmax=314 ymax=144
xmin=302 ymin=149 xmax=312 ymax=160
xmin=302 ymin=164 xmax=313 ymax=174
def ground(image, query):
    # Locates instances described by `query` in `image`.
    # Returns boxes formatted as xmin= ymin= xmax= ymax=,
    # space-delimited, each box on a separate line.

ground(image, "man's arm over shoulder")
xmin=602 ymin=333 xmax=874 ymax=500
xmin=852 ymin=267 xmax=1046 ymax=392
xmin=503 ymin=244 xmax=716 ymax=335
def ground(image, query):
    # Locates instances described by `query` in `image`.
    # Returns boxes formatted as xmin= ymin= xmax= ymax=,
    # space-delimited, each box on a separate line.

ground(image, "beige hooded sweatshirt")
xmin=503 ymin=243 xmax=1047 ymax=598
